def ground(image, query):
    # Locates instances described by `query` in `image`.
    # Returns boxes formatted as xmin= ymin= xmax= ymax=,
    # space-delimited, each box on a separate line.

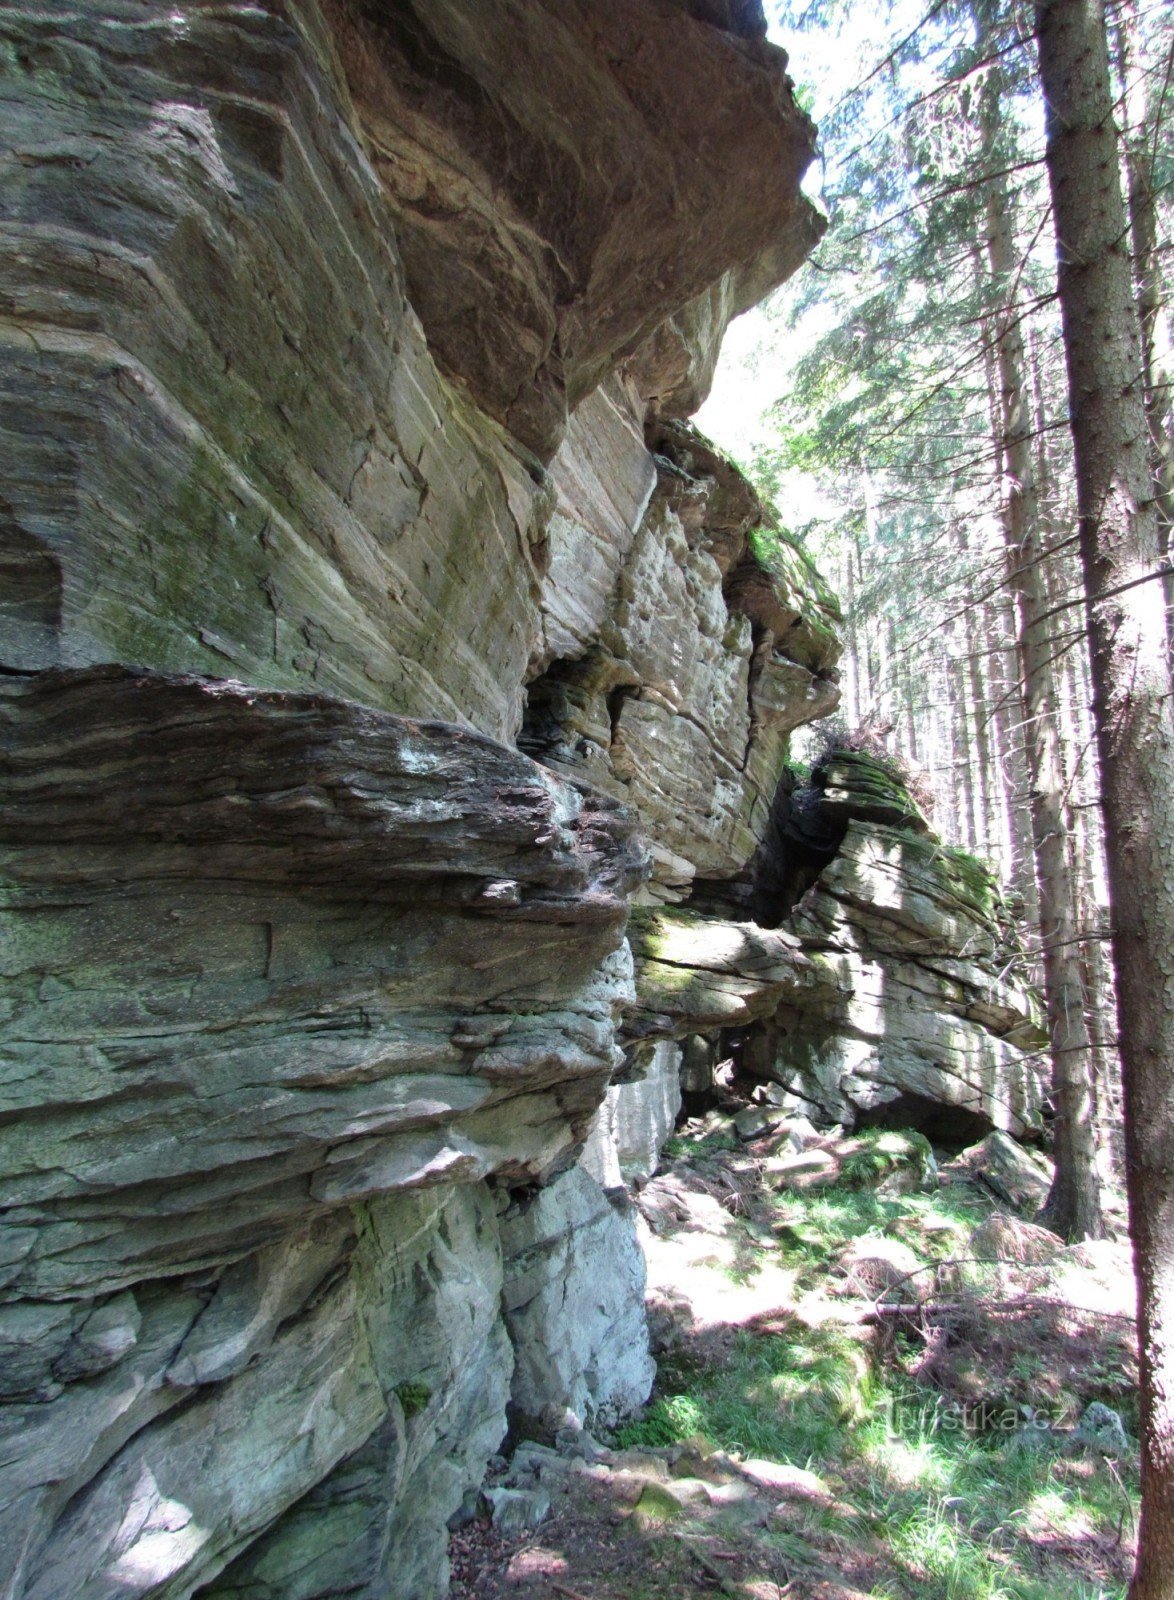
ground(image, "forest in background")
xmin=701 ymin=0 xmax=1171 ymax=1238
xmin=696 ymin=0 xmax=1174 ymax=1593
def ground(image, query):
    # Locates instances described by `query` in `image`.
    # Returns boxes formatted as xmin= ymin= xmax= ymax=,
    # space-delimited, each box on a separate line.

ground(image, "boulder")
xmin=955 ymin=1133 xmax=1053 ymax=1214
xmin=629 ymin=907 xmax=829 ymax=1036
xmin=766 ymin=824 xmax=1047 ymax=1139
xmin=480 ymin=1487 xmax=551 ymax=1533
xmin=1073 ymin=1402 xmax=1131 ymax=1457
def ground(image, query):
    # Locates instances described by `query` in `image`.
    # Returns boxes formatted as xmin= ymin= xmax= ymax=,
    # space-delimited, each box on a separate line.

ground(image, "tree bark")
xmin=980 ymin=46 xmax=1103 ymax=1240
xmin=1036 ymin=1 xmax=1174 ymax=1590
xmin=949 ymin=631 xmax=980 ymax=849
xmin=1115 ymin=0 xmax=1174 ymax=646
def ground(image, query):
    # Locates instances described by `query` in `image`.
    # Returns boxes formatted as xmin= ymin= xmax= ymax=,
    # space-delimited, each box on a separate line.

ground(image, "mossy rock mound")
xmin=814 ymin=749 xmax=929 ymax=834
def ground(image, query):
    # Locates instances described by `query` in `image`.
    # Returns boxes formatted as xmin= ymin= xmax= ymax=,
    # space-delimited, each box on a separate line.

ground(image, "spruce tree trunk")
xmin=987 ymin=596 xmax=1036 ymax=910
xmin=1115 ymin=0 xmax=1174 ymax=641
xmin=1036 ymin=0 xmax=1174 ymax=1590
xmin=973 ymin=244 xmax=1041 ymax=913
xmin=980 ymin=54 xmax=1103 ymax=1239
xmin=949 ymin=635 xmax=980 ymax=850
xmin=902 ymin=648 xmax=921 ymax=763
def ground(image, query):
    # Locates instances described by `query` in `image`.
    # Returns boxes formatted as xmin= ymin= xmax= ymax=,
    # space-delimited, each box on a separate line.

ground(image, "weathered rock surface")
xmin=0 ymin=0 xmax=837 ymax=1584
xmin=0 ymin=662 xmax=640 ymax=1596
xmin=5 ymin=1186 xmax=511 ymax=1600
xmin=527 ymin=421 xmax=841 ymax=898
xmin=958 ymin=1132 xmax=1054 ymax=1215
xmin=0 ymin=667 xmax=644 ymax=1299
xmin=500 ymin=1168 xmax=656 ymax=1433
xmin=582 ymin=1041 xmax=683 ymax=1189
xmin=0 ymin=0 xmax=1048 ymax=1595
xmin=629 ymin=907 xmax=829 ymax=1035
xmin=328 ymin=0 xmax=824 ymax=457
xmin=0 ymin=0 xmax=563 ymax=739
xmin=755 ymin=756 xmax=1047 ymax=1139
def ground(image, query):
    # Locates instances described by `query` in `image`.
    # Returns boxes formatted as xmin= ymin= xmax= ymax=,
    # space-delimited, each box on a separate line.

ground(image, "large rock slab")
xmin=629 ymin=907 xmax=830 ymax=1036
xmin=582 ymin=1041 xmax=683 ymax=1187
xmin=329 ymin=0 xmax=824 ymax=456
xmin=201 ymin=1186 xmax=511 ymax=1600
xmin=0 ymin=668 xmax=644 ymax=1298
xmin=768 ymin=820 xmax=1047 ymax=1139
xmin=6 ymin=1186 xmax=510 ymax=1600
xmin=0 ymin=0 xmax=554 ymax=739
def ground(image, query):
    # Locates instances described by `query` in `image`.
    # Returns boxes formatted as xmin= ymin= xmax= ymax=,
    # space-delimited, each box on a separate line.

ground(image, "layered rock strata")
xmin=326 ymin=0 xmax=826 ymax=457
xmin=526 ymin=420 xmax=841 ymax=898
xmin=0 ymin=2 xmax=1048 ymax=1593
xmin=0 ymin=1 xmax=835 ymax=1595
xmin=753 ymin=753 xmax=1047 ymax=1140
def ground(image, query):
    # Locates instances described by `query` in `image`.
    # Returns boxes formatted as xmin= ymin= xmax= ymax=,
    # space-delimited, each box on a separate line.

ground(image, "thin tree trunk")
xmin=951 ymin=640 xmax=976 ymax=849
xmin=1036 ymin=1 xmax=1174 ymax=1590
xmin=841 ymin=533 xmax=861 ymax=726
xmin=980 ymin=48 xmax=1103 ymax=1240
xmin=952 ymin=527 xmax=997 ymax=861
xmin=902 ymin=646 xmax=921 ymax=763
xmin=986 ymin=595 xmax=1033 ymax=902
xmin=852 ymin=518 xmax=872 ymax=718
xmin=1115 ymin=0 xmax=1174 ymax=643
xmin=973 ymin=243 xmax=1040 ymax=914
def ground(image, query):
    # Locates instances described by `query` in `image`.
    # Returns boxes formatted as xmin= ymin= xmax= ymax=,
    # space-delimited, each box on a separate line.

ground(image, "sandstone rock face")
xmin=0 ymin=668 xmax=645 ymax=1301
xmin=0 ymin=1 xmax=836 ymax=1592
xmin=1 ymin=0 xmax=563 ymax=740
xmin=0 ymin=665 xmax=642 ymax=1597
xmin=6 ymin=1186 xmax=511 ymax=1600
xmin=501 ymin=1168 xmax=656 ymax=1434
xmin=527 ymin=419 xmax=841 ymax=898
xmin=582 ymin=1042 xmax=684 ymax=1188
xmin=0 ymin=2 xmax=1043 ymax=1596
xmin=759 ymin=759 xmax=1047 ymax=1140
xmin=327 ymin=0 xmax=825 ymax=457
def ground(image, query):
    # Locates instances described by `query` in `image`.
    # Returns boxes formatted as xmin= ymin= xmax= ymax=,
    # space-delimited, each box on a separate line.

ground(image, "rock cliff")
xmin=0 ymin=5 xmax=1044 ymax=1597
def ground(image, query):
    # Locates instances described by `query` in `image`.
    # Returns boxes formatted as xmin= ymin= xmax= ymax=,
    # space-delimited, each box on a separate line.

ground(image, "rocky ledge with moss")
xmin=752 ymin=750 xmax=1048 ymax=1140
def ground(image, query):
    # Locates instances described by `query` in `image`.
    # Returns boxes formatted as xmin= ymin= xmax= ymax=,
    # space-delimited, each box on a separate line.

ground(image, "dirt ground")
xmin=450 ymin=1110 xmax=1139 ymax=1600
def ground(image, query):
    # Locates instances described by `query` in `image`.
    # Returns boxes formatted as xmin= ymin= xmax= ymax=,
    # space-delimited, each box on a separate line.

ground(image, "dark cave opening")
xmin=752 ymin=765 xmax=848 ymax=928
xmin=856 ymin=1091 xmax=995 ymax=1150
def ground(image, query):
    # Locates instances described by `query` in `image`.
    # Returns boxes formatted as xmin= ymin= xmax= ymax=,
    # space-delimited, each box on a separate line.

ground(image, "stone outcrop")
xmin=629 ymin=906 xmax=830 ymax=1036
xmin=0 ymin=4 xmax=1048 ymax=1597
xmin=0 ymin=1 xmax=838 ymax=1595
xmin=0 ymin=667 xmax=645 ymax=1302
xmin=582 ymin=1042 xmax=683 ymax=1189
xmin=501 ymin=1169 xmax=656 ymax=1436
xmin=326 ymin=0 xmax=825 ymax=458
xmin=613 ymin=751 xmax=1044 ymax=1145
xmin=525 ymin=420 xmax=841 ymax=898
xmin=753 ymin=753 xmax=1048 ymax=1140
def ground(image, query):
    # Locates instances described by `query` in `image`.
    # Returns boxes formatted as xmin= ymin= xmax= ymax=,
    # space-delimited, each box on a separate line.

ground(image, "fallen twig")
xmin=676 ymin=1535 xmax=742 ymax=1596
xmin=864 ymin=1295 xmax=1134 ymax=1322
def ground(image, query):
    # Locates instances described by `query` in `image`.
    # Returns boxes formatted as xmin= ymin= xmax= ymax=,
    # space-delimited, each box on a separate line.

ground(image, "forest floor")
xmin=451 ymin=1101 xmax=1140 ymax=1600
